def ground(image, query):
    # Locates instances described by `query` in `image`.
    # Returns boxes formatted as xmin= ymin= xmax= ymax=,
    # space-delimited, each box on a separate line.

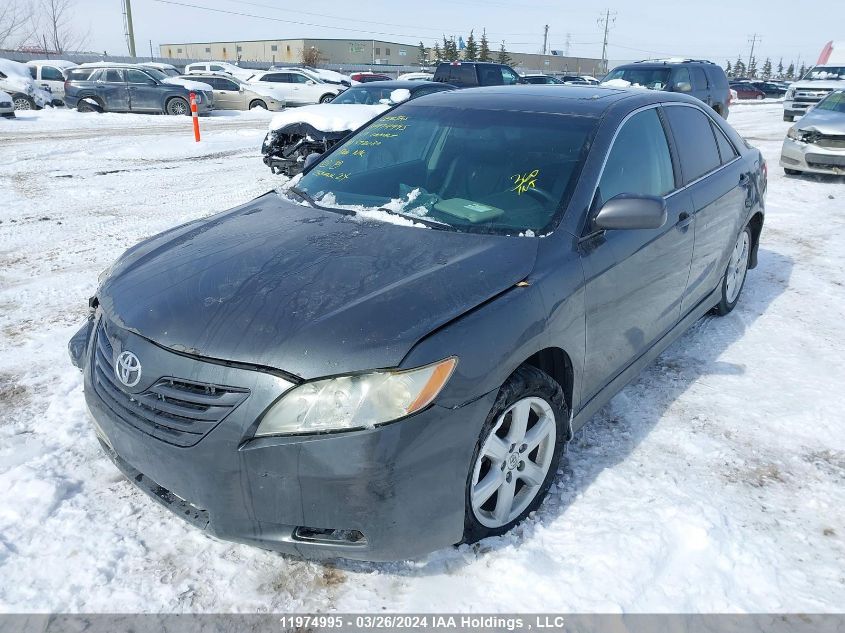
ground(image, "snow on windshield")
xmin=806 ymin=66 xmax=845 ymax=80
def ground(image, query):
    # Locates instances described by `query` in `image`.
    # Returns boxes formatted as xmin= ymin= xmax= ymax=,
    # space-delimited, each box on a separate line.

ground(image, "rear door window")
xmin=104 ymin=69 xmax=124 ymax=83
xmin=597 ymin=108 xmax=676 ymax=204
xmin=690 ymin=67 xmax=708 ymax=90
xmin=672 ymin=68 xmax=692 ymax=90
xmin=219 ymin=79 xmax=239 ymax=90
xmin=663 ymin=105 xmax=722 ymax=183
xmin=442 ymin=64 xmax=476 ymax=86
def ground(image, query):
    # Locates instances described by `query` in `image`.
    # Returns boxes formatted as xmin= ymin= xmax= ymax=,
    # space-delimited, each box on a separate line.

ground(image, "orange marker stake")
xmin=190 ymin=92 xmax=200 ymax=142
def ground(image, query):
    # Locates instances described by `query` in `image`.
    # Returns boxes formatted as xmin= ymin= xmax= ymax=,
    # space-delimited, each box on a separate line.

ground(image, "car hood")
xmin=790 ymin=80 xmax=845 ymax=91
xmin=795 ymin=108 xmax=845 ymax=134
xmin=98 ymin=192 xmax=538 ymax=379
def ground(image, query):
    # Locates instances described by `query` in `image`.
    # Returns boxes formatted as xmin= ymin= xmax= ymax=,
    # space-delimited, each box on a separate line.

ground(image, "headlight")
xmin=785 ymin=89 xmax=795 ymax=100
xmin=787 ymin=127 xmax=801 ymax=140
xmin=193 ymin=93 xmax=202 ymax=104
xmin=254 ymin=357 xmax=457 ymax=437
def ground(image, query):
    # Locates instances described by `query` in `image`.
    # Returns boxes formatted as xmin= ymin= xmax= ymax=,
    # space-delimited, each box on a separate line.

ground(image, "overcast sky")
xmin=73 ymin=0 xmax=837 ymax=68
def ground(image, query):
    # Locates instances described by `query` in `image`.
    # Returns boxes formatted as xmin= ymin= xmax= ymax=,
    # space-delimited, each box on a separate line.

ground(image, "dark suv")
xmin=604 ymin=59 xmax=731 ymax=118
xmin=64 ymin=64 xmax=214 ymax=115
xmin=433 ymin=61 xmax=522 ymax=88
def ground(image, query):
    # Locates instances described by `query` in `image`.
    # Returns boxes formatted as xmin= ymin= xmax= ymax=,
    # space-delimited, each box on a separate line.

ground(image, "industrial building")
xmin=159 ymin=37 xmax=603 ymax=75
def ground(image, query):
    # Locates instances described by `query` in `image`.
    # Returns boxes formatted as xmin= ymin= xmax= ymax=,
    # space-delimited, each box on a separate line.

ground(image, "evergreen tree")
xmin=776 ymin=58 xmax=784 ymax=79
xmin=442 ymin=35 xmax=450 ymax=60
xmin=463 ymin=30 xmax=478 ymax=61
xmin=734 ymin=55 xmax=745 ymax=78
xmin=479 ymin=28 xmax=492 ymax=62
xmin=798 ymin=63 xmax=807 ymax=79
xmin=432 ymin=42 xmax=442 ymax=63
xmin=417 ymin=41 xmax=427 ymax=66
xmin=497 ymin=41 xmax=512 ymax=65
xmin=786 ymin=62 xmax=795 ymax=80
xmin=761 ymin=57 xmax=772 ymax=79
xmin=747 ymin=56 xmax=758 ymax=78
xmin=444 ymin=36 xmax=458 ymax=61
xmin=725 ymin=61 xmax=732 ymax=77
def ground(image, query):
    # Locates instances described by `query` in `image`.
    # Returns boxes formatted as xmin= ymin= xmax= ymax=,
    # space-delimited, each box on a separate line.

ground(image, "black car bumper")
xmin=73 ymin=315 xmax=492 ymax=561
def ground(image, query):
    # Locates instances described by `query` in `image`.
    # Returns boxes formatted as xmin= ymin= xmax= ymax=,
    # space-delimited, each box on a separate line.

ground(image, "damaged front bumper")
xmin=780 ymin=136 xmax=845 ymax=175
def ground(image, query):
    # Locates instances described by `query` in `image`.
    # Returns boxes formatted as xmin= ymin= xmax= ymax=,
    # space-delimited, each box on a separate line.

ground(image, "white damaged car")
xmin=0 ymin=58 xmax=52 ymax=111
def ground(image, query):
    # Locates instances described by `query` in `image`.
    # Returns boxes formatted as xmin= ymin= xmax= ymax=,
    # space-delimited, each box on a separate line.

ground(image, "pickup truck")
xmin=432 ymin=61 xmax=523 ymax=88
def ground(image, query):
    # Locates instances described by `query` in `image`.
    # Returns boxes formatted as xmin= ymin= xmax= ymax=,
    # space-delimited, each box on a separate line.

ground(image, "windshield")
xmin=804 ymin=66 xmax=845 ymax=81
xmin=604 ymin=67 xmax=671 ymax=89
xmin=815 ymin=91 xmax=845 ymax=113
xmin=292 ymin=104 xmax=597 ymax=235
xmin=332 ymin=85 xmax=402 ymax=105
xmin=144 ymin=67 xmax=168 ymax=80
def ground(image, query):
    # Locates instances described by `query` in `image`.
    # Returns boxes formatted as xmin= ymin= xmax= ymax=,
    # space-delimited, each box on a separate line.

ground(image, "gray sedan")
xmin=70 ymin=86 xmax=766 ymax=561
xmin=781 ymin=90 xmax=845 ymax=175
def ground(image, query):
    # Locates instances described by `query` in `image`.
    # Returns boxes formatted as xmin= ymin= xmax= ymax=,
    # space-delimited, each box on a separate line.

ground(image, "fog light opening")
xmin=293 ymin=526 xmax=367 ymax=547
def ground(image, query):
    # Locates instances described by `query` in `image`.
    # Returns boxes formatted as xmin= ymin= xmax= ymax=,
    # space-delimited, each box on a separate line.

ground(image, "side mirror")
xmin=303 ymin=152 xmax=321 ymax=170
xmin=675 ymin=81 xmax=692 ymax=93
xmin=239 ymin=86 xmax=245 ymax=93
xmin=306 ymin=80 xmax=316 ymax=86
xmin=594 ymin=194 xmax=667 ymax=230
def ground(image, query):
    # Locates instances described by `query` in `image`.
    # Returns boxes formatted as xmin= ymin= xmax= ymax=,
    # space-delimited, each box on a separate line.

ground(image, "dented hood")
xmin=98 ymin=192 xmax=538 ymax=379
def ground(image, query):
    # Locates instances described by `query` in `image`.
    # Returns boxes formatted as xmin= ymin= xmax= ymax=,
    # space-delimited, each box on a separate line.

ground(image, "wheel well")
xmin=748 ymin=211 xmax=764 ymax=268
xmin=522 ymin=347 xmax=574 ymax=411
xmin=249 ymin=98 xmax=266 ymax=108
xmin=712 ymin=103 xmax=723 ymax=116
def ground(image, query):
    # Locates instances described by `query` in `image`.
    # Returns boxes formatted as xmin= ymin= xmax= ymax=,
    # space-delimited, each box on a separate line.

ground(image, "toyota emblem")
xmin=115 ymin=351 xmax=142 ymax=388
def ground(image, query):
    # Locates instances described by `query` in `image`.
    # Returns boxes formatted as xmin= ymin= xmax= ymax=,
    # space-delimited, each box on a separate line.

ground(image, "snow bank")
xmin=601 ymin=78 xmax=650 ymax=90
xmin=268 ymin=103 xmax=388 ymax=132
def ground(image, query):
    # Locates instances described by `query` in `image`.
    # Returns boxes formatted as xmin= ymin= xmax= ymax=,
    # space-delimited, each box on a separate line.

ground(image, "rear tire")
xmin=463 ymin=365 xmax=568 ymax=543
xmin=166 ymin=97 xmax=189 ymax=116
xmin=714 ymin=225 xmax=752 ymax=316
xmin=249 ymin=99 xmax=267 ymax=110
xmin=76 ymin=98 xmax=103 ymax=113
xmin=783 ymin=114 xmax=794 ymax=122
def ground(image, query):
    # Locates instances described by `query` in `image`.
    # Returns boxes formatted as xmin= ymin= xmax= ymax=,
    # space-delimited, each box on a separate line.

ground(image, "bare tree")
xmin=0 ymin=0 xmax=33 ymax=50
xmin=300 ymin=45 xmax=321 ymax=67
xmin=31 ymin=0 xmax=88 ymax=53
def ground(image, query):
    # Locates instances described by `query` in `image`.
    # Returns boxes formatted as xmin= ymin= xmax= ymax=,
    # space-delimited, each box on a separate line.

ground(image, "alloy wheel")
xmin=470 ymin=396 xmax=557 ymax=528
xmin=726 ymin=230 xmax=750 ymax=304
xmin=168 ymin=99 xmax=188 ymax=115
xmin=13 ymin=97 xmax=32 ymax=110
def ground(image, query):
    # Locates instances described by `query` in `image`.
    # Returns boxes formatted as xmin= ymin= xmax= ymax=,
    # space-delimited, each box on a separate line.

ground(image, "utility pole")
xmin=542 ymin=24 xmax=549 ymax=55
xmin=747 ymin=33 xmax=760 ymax=74
xmin=149 ymin=39 xmax=154 ymax=60
xmin=123 ymin=0 xmax=137 ymax=57
xmin=564 ymin=32 xmax=571 ymax=57
xmin=598 ymin=9 xmax=616 ymax=74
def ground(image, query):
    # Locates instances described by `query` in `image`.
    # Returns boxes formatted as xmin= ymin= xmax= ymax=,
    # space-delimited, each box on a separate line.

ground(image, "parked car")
xmin=604 ymin=59 xmax=731 ymax=118
xmin=730 ymin=82 xmax=766 ymax=100
xmin=27 ymin=59 xmax=77 ymax=104
xmin=783 ymin=64 xmax=845 ymax=122
xmin=397 ymin=72 xmax=433 ymax=81
xmin=65 ymin=64 xmax=213 ymax=115
xmin=749 ymin=80 xmax=787 ymax=98
xmin=245 ymin=69 xmax=343 ymax=105
xmin=183 ymin=61 xmax=254 ymax=81
xmin=179 ymin=73 xmax=285 ymax=111
xmin=0 ymin=58 xmax=52 ymax=110
xmin=522 ymin=74 xmax=564 ymax=84
xmin=261 ymin=81 xmax=452 ymax=175
xmin=432 ymin=61 xmax=523 ymax=87
xmin=140 ymin=62 xmax=180 ymax=77
xmin=71 ymin=85 xmax=765 ymax=562
xmin=301 ymin=67 xmax=354 ymax=87
xmin=350 ymin=72 xmax=392 ymax=83
xmin=0 ymin=90 xmax=15 ymax=118
xmin=781 ymin=89 xmax=845 ymax=175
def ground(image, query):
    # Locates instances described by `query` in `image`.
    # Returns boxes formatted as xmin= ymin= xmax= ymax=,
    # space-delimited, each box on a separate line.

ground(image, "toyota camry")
xmin=69 ymin=85 xmax=766 ymax=561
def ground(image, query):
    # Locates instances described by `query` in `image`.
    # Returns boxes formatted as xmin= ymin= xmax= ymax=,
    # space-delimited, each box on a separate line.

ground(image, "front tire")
xmin=12 ymin=94 xmax=34 ymax=111
xmin=249 ymin=99 xmax=267 ymax=110
xmin=166 ymin=97 xmax=189 ymax=116
xmin=783 ymin=114 xmax=794 ymax=122
xmin=319 ymin=94 xmax=335 ymax=104
xmin=715 ymin=225 xmax=752 ymax=316
xmin=464 ymin=365 xmax=568 ymax=543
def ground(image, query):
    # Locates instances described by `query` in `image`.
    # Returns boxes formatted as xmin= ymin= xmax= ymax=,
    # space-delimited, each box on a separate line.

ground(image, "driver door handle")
xmin=676 ymin=211 xmax=693 ymax=229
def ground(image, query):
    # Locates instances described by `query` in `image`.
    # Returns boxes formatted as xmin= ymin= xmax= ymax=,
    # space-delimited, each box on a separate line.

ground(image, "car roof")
xmin=349 ymin=80 xmax=444 ymax=90
xmin=405 ymin=84 xmax=696 ymax=116
xmin=27 ymin=59 xmax=77 ymax=68
xmin=77 ymin=62 xmax=154 ymax=69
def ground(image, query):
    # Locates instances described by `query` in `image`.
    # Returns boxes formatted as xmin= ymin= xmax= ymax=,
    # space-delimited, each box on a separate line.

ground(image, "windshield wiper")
xmin=376 ymin=207 xmax=457 ymax=231
xmin=286 ymin=185 xmax=319 ymax=208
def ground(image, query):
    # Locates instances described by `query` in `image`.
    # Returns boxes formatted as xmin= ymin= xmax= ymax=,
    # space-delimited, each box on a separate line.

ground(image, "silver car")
xmin=0 ymin=90 xmax=15 ymax=118
xmin=781 ymin=89 xmax=845 ymax=175
xmin=181 ymin=74 xmax=285 ymax=111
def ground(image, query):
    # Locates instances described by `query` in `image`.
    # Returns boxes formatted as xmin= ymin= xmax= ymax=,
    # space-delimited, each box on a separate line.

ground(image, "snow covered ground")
xmin=0 ymin=104 xmax=843 ymax=613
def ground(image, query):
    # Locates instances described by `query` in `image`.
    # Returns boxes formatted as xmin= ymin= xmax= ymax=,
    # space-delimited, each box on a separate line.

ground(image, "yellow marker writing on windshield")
xmin=512 ymin=169 xmax=540 ymax=195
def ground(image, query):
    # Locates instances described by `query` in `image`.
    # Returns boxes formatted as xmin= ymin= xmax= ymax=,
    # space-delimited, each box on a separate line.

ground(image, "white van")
xmin=184 ymin=61 xmax=254 ymax=82
xmin=27 ymin=59 xmax=78 ymax=104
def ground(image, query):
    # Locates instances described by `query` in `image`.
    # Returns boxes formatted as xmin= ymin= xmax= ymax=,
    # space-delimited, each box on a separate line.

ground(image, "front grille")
xmin=92 ymin=319 xmax=249 ymax=447
xmin=805 ymin=153 xmax=845 ymax=169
